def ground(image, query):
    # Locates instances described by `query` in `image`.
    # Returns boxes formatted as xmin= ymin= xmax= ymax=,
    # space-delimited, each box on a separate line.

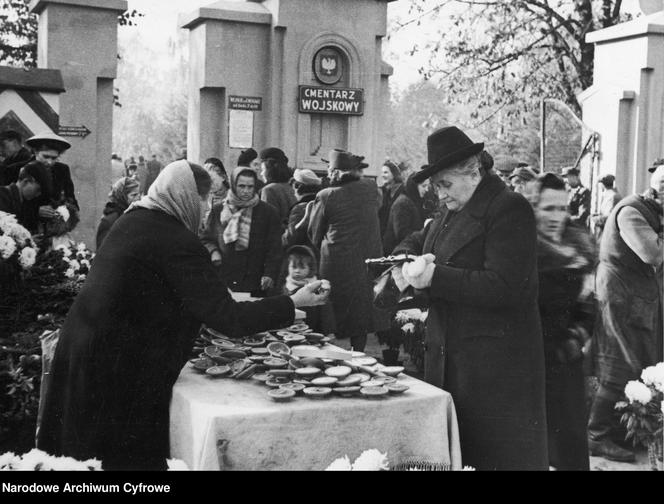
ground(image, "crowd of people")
xmin=1 ymin=125 xmax=662 ymax=471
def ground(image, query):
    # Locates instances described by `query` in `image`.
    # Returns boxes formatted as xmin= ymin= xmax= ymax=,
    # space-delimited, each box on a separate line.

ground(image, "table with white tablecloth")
xmin=169 ymin=363 xmax=462 ymax=470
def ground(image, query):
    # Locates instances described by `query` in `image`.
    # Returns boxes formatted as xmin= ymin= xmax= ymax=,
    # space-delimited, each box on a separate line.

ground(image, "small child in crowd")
xmin=283 ymin=245 xmax=334 ymax=335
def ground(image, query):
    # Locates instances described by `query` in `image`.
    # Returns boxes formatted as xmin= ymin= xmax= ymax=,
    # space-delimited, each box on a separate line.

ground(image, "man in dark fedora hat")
xmin=394 ymin=126 xmax=548 ymax=470
xmin=308 ymin=148 xmax=388 ymax=352
xmin=561 ymin=166 xmax=591 ymax=227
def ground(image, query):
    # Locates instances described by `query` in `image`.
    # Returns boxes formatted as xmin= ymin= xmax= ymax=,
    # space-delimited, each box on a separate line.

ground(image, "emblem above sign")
xmin=313 ymin=47 xmax=343 ymax=85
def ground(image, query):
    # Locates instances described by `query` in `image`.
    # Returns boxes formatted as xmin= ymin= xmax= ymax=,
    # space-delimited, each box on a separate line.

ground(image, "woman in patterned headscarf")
xmin=201 ymin=166 xmax=282 ymax=295
xmin=37 ymin=160 xmax=328 ymax=470
xmin=95 ymin=176 xmax=141 ymax=249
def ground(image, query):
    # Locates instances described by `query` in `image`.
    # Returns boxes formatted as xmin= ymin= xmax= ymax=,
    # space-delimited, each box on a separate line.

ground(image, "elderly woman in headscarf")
xmin=530 ymin=172 xmax=596 ymax=471
xmin=95 ymin=176 xmax=141 ymax=249
xmin=201 ymin=166 xmax=282 ymax=295
xmin=37 ymin=160 xmax=328 ymax=470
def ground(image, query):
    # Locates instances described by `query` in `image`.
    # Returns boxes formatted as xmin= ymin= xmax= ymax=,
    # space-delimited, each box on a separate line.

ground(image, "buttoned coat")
xmin=37 ymin=208 xmax=294 ymax=469
xmin=394 ymin=173 xmax=548 ymax=470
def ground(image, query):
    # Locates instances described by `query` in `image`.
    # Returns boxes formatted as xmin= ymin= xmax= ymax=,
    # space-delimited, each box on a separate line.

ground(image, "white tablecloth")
xmin=169 ymin=364 xmax=462 ymax=470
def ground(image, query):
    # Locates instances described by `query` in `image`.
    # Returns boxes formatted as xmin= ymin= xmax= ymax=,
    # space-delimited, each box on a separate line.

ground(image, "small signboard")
xmin=228 ymin=109 xmax=254 ymax=149
xmin=298 ymin=86 xmax=363 ymax=116
xmin=228 ymin=96 xmax=262 ymax=111
xmin=58 ymin=125 xmax=91 ymax=138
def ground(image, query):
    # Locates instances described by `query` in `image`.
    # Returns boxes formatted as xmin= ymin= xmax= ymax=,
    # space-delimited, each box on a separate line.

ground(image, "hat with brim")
xmin=413 ymin=126 xmax=484 ymax=183
xmin=26 ymin=131 xmax=71 ymax=152
xmin=322 ymin=149 xmax=369 ymax=171
xmin=648 ymin=158 xmax=664 ymax=173
xmin=509 ymin=166 xmax=537 ymax=182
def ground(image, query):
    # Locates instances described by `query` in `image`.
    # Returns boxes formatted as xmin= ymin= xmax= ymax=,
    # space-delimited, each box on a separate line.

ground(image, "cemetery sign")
xmin=298 ymin=86 xmax=364 ymax=116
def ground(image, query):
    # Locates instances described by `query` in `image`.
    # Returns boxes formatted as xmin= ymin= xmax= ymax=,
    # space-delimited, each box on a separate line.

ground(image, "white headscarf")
xmin=128 ymin=159 xmax=202 ymax=233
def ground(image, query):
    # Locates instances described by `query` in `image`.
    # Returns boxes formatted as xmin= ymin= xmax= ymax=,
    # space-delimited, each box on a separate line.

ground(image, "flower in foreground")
xmin=18 ymin=247 xmax=37 ymax=269
xmin=624 ymin=380 xmax=653 ymax=405
xmin=55 ymin=206 xmax=70 ymax=222
xmin=0 ymin=234 xmax=16 ymax=259
xmin=352 ymin=449 xmax=389 ymax=471
xmin=325 ymin=455 xmax=352 ymax=471
xmin=641 ymin=363 xmax=664 ymax=393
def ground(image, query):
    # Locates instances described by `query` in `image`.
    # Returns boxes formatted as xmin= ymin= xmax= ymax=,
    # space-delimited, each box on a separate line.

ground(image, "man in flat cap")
xmin=308 ymin=149 xmax=388 ymax=352
xmin=562 ymin=166 xmax=591 ymax=227
xmin=392 ymin=126 xmax=548 ymax=470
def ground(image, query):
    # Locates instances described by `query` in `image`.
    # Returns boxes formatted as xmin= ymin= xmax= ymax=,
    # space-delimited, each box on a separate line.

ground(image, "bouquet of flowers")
xmin=395 ymin=308 xmax=428 ymax=374
xmin=0 ymin=449 xmax=189 ymax=471
xmin=0 ymin=211 xmax=38 ymax=282
xmin=615 ymin=362 xmax=664 ymax=470
xmin=325 ymin=449 xmax=473 ymax=471
xmin=54 ymin=241 xmax=95 ymax=282
xmin=43 ymin=202 xmax=79 ymax=238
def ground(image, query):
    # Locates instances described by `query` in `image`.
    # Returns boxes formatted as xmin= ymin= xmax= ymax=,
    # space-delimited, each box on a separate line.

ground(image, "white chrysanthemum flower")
xmin=167 ymin=459 xmax=189 ymax=471
xmin=65 ymin=268 xmax=75 ymax=279
xmin=625 ymin=380 xmax=653 ymax=405
xmin=12 ymin=449 xmax=51 ymax=471
xmin=77 ymin=242 xmax=87 ymax=252
xmin=462 ymin=465 xmax=476 ymax=471
xmin=352 ymin=449 xmax=389 ymax=471
xmin=325 ymin=455 xmax=352 ymax=471
xmin=77 ymin=274 xmax=86 ymax=282
xmin=402 ymin=322 xmax=415 ymax=334
xmin=18 ymin=247 xmax=37 ymax=269
xmin=0 ymin=235 xmax=16 ymax=259
xmin=68 ymin=260 xmax=80 ymax=271
xmin=5 ymin=222 xmax=31 ymax=246
xmin=0 ymin=211 xmax=18 ymax=233
xmin=80 ymin=259 xmax=91 ymax=268
xmin=0 ymin=451 xmax=19 ymax=470
xmin=641 ymin=363 xmax=664 ymax=393
xmin=55 ymin=243 xmax=73 ymax=257
xmin=55 ymin=205 xmax=70 ymax=222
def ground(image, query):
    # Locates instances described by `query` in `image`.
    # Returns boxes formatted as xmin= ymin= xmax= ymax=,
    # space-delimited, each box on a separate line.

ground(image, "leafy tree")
xmin=395 ymin=0 xmax=631 ymax=119
xmin=0 ymin=0 xmax=143 ymax=105
xmin=0 ymin=0 xmax=37 ymax=68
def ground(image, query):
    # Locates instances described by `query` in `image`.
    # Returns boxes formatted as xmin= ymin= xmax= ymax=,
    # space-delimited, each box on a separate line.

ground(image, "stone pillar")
xmin=580 ymin=6 xmax=664 ymax=195
xmin=29 ymin=0 xmax=127 ymax=247
xmin=181 ymin=0 xmax=394 ymax=176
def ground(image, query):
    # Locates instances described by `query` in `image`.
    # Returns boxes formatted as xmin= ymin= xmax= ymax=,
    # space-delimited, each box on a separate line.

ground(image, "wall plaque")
xmin=313 ymin=47 xmax=343 ymax=85
xmin=298 ymin=85 xmax=363 ymax=116
xmin=229 ymin=95 xmax=262 ymax=111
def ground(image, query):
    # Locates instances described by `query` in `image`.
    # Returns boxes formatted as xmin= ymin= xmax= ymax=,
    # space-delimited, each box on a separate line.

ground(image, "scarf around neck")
xmin=220 ymin=189 xmax=259 ymax=250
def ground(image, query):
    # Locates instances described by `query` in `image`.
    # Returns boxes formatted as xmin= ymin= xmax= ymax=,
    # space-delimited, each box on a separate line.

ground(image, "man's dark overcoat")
xmin=309 ymin=177 xmax=389 ymax=339
xmin=394 ymin=173 xmax=548 ymax=470
xmin=37 ymin=208 xmax=294 ymax=469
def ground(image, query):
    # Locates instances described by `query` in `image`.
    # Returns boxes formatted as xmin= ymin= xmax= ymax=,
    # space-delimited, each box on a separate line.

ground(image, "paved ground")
xmin=333 ymin=332 xmax=653 ymax=471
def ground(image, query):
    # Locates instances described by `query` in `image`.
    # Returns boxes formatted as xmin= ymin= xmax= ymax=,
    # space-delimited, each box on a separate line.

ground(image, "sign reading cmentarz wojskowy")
xmin=298 ymin=86 xmax=364 ymax=116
